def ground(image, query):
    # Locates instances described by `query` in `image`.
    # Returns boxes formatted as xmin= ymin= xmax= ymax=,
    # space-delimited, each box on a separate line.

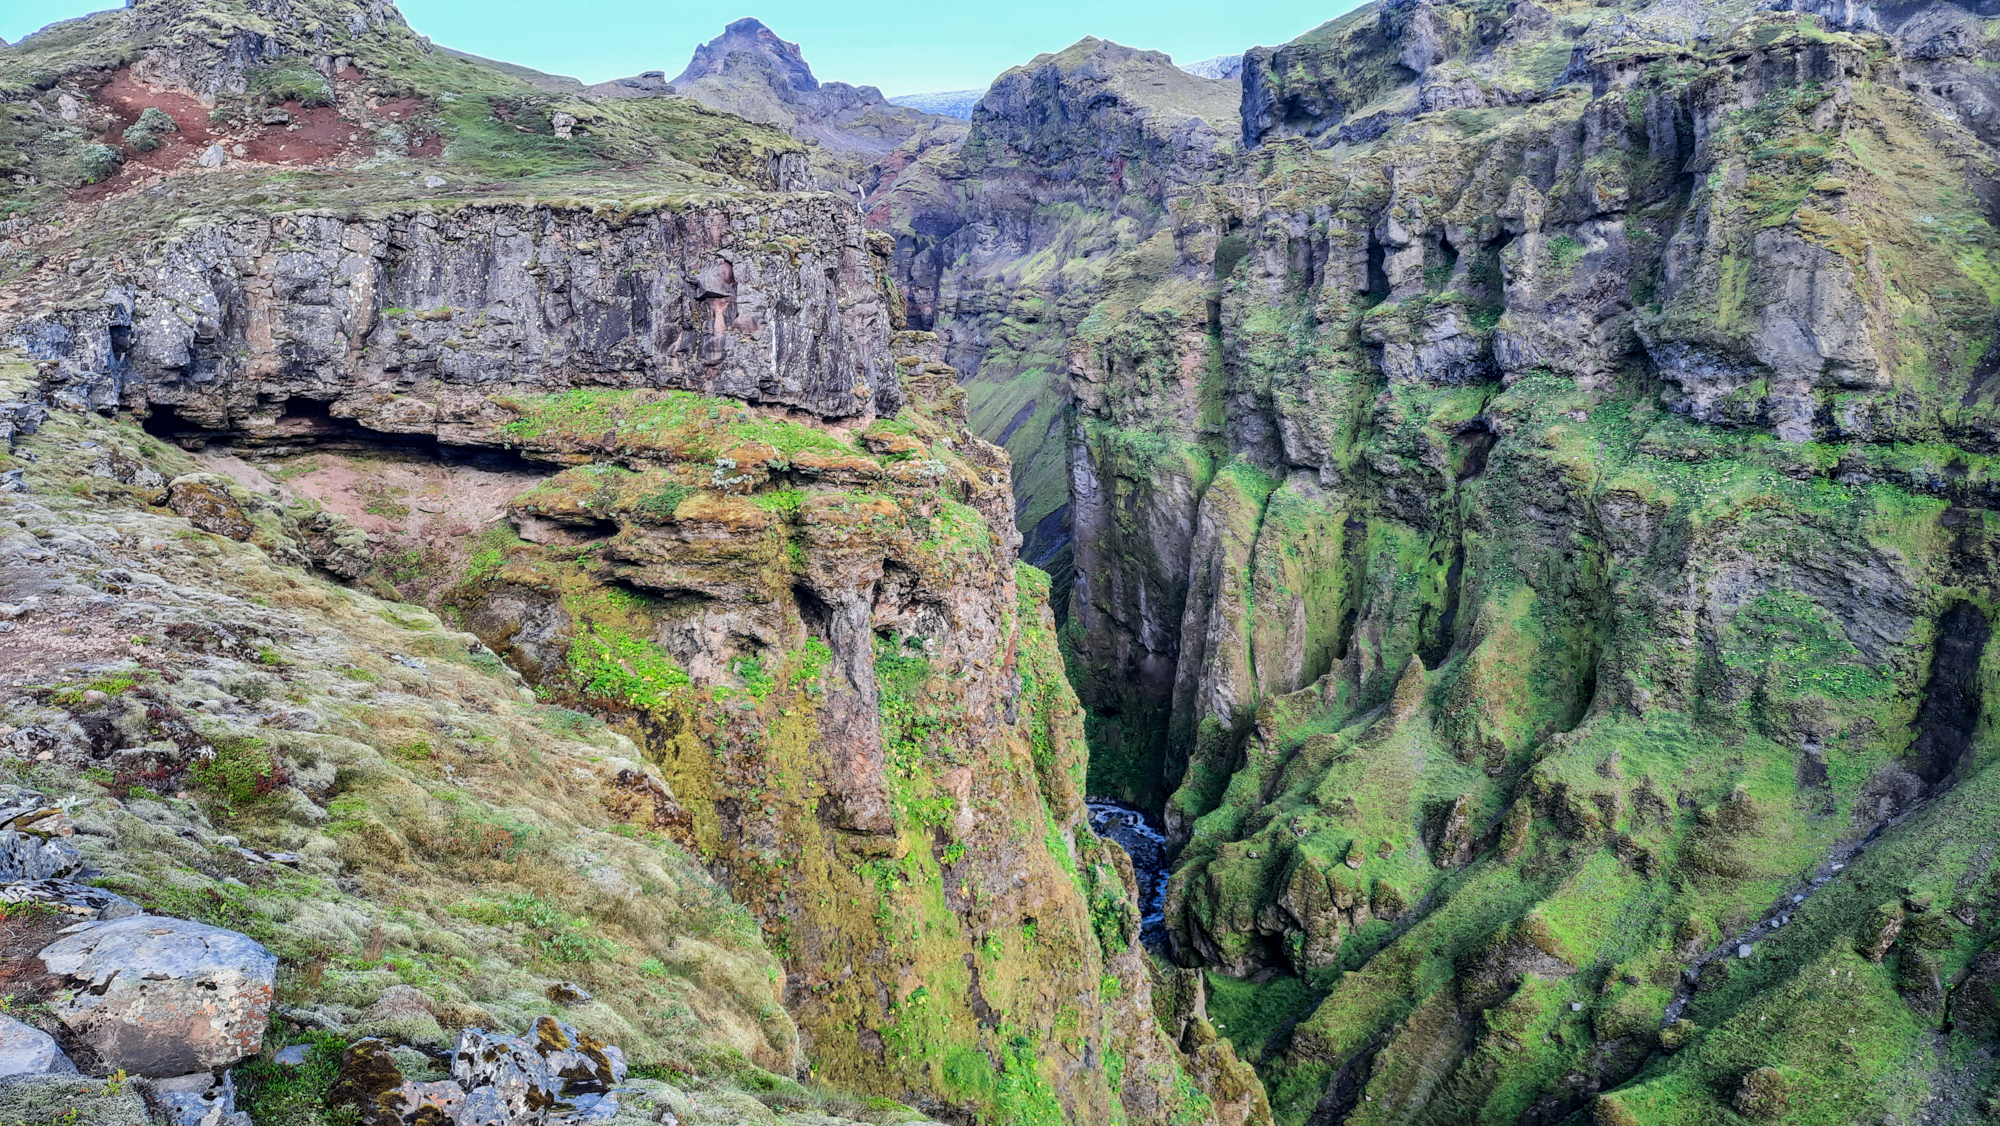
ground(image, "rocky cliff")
xmin=883 ymin=0 xmax=2000 ymax=1121
xmin=0 ymin=2 xmax=1262 ymax=1123
xmin=874 ymin=43 xmax=1242 ymax=813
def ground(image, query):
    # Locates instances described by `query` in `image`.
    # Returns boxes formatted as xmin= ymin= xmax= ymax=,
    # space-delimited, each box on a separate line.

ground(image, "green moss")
xmin=499 ymin=389 xmax=856 ymax=462
xmin=246 ymin=62 xmax=334 ymax=107
xmin=236 ymin=1031 xmax=356 ymax=1126
xmin=450 ymin=892 xmax=616 ymax=964
xmin=192 ymin=733 xmax=284 ymax=815
xmin=1205 ymin=972 xmax=1323 ymax=1064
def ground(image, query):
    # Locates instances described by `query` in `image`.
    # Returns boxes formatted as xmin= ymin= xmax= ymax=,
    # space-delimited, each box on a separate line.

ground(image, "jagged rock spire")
xmin=672 ymin=17 xmax=819 ymax=92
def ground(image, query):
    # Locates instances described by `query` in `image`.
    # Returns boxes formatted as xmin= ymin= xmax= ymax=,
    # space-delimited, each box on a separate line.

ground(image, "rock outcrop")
xmin=23 ymin=197 xmax=901 ymax=434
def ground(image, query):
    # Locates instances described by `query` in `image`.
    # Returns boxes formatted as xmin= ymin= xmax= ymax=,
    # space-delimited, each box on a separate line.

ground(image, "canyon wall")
xmin=896 ymin=0 xmax=2000 ymax=1121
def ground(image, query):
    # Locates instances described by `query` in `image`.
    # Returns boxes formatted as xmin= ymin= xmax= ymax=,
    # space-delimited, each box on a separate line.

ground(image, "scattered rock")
xmin=451 ymin=1026 xmax=556 ymax=1122
xmin=0 ymin=829 xmax=82 ymax=881
xmin=38 ymin=915 xmax=277 ymax=1076
xmin=151 ymin=1068 xmax=251 ymax=1126
xmin=274 ymin=1044 xmax=310 ymax=1067
xmin=1858 ymin=901 xmax=1904 ymax=961
xmin=545 ymin=981 xmax=592 ymax=1006
xmin=1733 ymin=1066 xmax=1789 ymax=1119
xmin=197 ymin=144 xmax=227 ymax=167
xmin=165 ymin=475 xmax=254 ymax=541
xmin=0 ymin=879 xmax=143 ymax=921
xmin=335 ymin=1018 xmax=630 ymax=1125
xmin=88 ymin=450 xmax=166 ymax=491
xmin=0 ymin=1014 xmax=74 ymax=1076
xmin=1658 ymin=1018 xmax=1697 ymax=1051
xmin=1430 ymin=793 xmax=1477 ymax=868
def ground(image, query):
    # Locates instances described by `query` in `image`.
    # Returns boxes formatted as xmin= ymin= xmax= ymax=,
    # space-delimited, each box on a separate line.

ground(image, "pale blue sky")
xmin=0 ymin=1 xmax=1358 ymax=96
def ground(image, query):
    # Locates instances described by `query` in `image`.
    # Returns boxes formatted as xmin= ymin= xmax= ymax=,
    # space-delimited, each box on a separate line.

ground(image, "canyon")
xmin=0 ymin=0 xmax=1998 ymax=1123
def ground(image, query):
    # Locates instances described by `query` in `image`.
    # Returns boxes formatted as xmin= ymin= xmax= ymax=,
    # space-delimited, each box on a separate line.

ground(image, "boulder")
xmin=329 ymin=1037 xmax=410 ymax=1126
xmin=151 ymin=1069 xmax=252 ymax=1126
xmin=38 ymin=916 xmax=276 ymax=1076
xmin=165 ymin=475 xmax=254 ymax=541
xmin=0 ymin=1014 xmax=74 ymax=1076
xmin=335 ymin=1021 xmax=629 ymax=1125
xmin=0 ymin=829 xmax=82 ymax=882
xmin=0 ymin=878 xmax=144 ymax=921
xmin=529 ymin=1016 xmax=624 ymax=1093
xmin=456 ymin=1085 xmax=509 ymax=1125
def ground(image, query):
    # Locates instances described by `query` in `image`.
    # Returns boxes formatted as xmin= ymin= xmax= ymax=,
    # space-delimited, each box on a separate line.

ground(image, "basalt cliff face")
xmin=874 ymin=0 xmax=2000 ymax=1121
xmin=0 ymin=2 xmax=1261 ymax=1124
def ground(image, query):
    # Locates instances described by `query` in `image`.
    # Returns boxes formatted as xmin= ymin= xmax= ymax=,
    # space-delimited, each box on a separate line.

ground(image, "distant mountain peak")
xmin=887 ymin=90 xmax=983 ymax=120
xmin=673 ymin=16 xmax=819 ymax=93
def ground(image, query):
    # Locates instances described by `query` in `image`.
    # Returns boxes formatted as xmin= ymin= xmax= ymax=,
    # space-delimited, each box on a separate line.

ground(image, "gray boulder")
xmin=0 ymin=829 xmax=82 ymax=881
xmin=451 ymin=1027 xmax=556 ymax=1123
xmin=1 ymin=878 xmax=144 ymax=921
xmin=528 ymin=1016 xmax=623 ymax=1093
xmin=456 ymin=1084 xmax=510 ymax=1125
xmin=38 ymin=916 xmax=277 ymax=1076
xmin=0 ymin=1014 xmax=74 ymax=1076
xmin=151 ymin=1069 xmax=252 ymax=1126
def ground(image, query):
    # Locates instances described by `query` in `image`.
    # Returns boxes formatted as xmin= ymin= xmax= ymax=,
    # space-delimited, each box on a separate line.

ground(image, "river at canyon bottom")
xmin=1087 ymin=798 xmax=1169 ymax=949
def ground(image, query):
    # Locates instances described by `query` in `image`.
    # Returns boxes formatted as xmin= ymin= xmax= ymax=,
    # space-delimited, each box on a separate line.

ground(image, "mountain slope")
xmin=586 ymin=17 xmax=966 ymax=202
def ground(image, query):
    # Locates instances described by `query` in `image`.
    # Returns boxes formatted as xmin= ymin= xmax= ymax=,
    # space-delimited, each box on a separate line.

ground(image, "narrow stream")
xmin=1088 ymin=799 xmax=1170 ymax=949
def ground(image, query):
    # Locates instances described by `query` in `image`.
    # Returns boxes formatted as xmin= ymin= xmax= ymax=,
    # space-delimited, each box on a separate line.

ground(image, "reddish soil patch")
xmin=0 ymin=912 xmax=69 ymax=995
xmin=94 ymin=67 xmax=220 ymax=150
xmin=377 ymin=97 xmax=444 ymax=156
xmin=0 ymin=588 xmax=139 ymax=685
xmin=66 ymin=66 xmax=439 ymax=202
xmin=238 ymin=101 xmax=365 ymax=165
xmin=70 ymin=68 xmax=226 ymax=201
